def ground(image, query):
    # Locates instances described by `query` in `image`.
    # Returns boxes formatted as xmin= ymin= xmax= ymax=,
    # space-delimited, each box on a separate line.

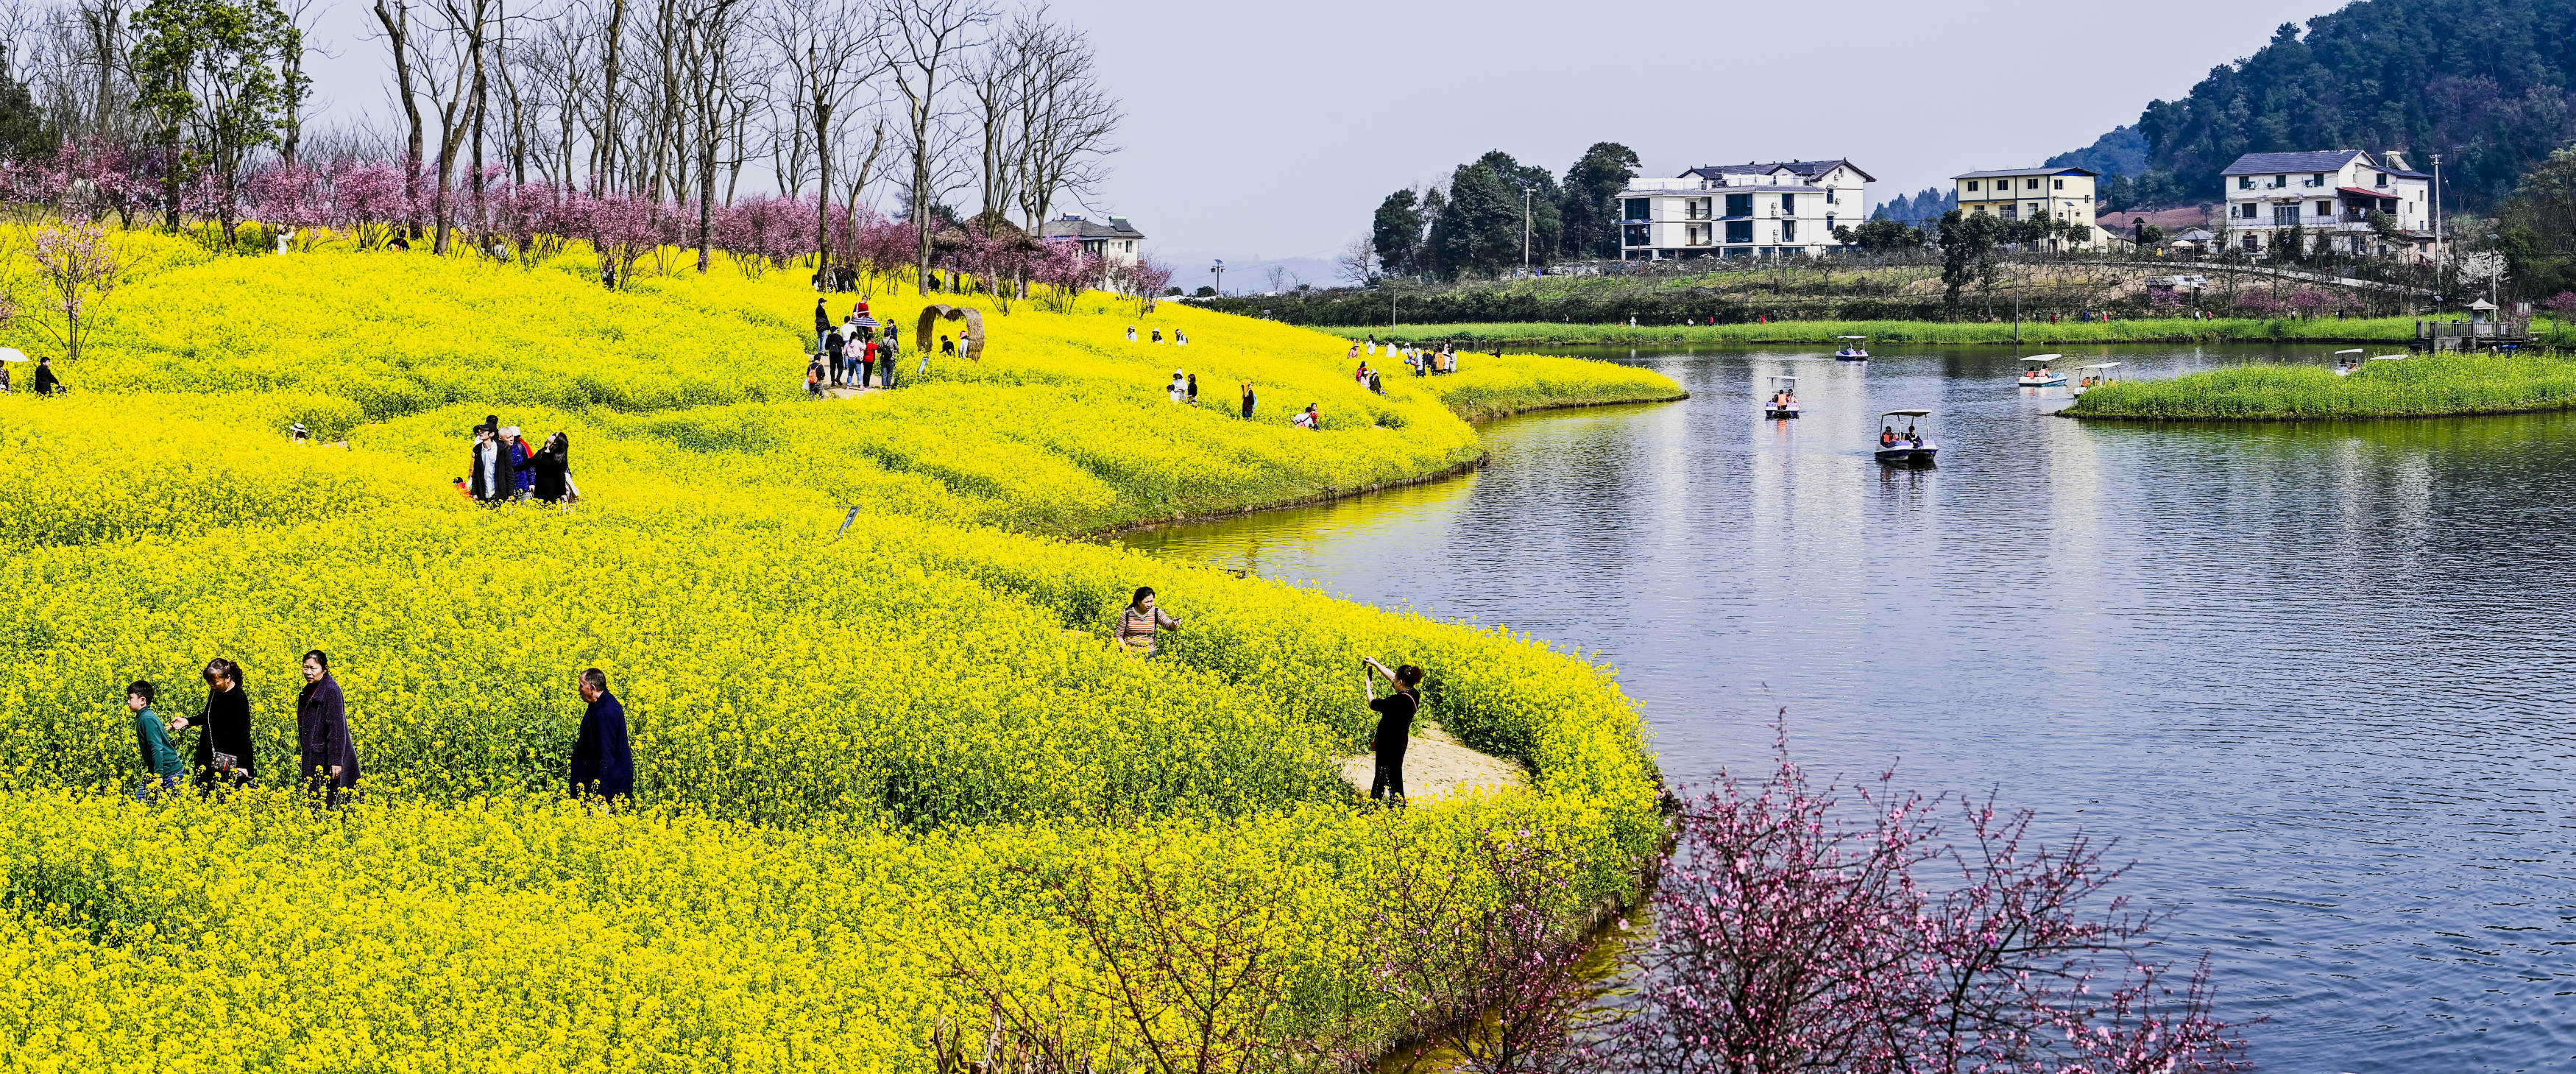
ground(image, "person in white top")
xmin=1168 ymin=370 xmax=1188 ymax=403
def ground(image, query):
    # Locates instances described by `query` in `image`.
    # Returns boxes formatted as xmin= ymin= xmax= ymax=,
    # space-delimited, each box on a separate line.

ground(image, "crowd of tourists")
xmin=459 ymin=416 xmax=577 ymax=506
xmin=1357 ymin=336 xmax=1464 ymax=376
xmin=1125 ymin=325 xmax=1188 ymax=345
xmin=124 ymin=655 xmax=634 ymax=806
xmin=810 ymin=298 xmax=902 ymax=395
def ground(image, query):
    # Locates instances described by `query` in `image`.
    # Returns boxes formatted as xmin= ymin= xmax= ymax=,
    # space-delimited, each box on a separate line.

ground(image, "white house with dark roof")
xmin=1953 ymin=166 xmax=2102 ymax=251
xmin=1038 ymin=214 xmax=1146 ymax=266
xmin=1617 ymin=159 xmax=1872 ymax=259
xmin=2218 ymin=150 xmax=2432 ymax=259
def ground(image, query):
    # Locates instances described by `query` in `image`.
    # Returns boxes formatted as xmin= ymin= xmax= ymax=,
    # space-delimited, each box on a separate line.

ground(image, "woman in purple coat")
xmin=296 ymin=650 xmax=360 ymax=805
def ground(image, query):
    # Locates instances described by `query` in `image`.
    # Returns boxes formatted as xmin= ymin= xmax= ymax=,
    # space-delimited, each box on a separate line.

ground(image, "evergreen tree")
xmin=1561 ymin=141 xmax=1639 ymax=258
xmin=1372 ymin=188 xmax=1425 ymax=275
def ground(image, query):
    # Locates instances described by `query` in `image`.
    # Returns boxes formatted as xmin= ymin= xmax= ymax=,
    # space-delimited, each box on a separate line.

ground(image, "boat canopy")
xmin=2074 ymin=362 xmax=2121 ymax=370
xmin=2021 ymin=354 xmax=2062 ymax=364
xmin=2368 ymin=355 xmax=2407 ymax=361
xmin=1880 ymin=409 xmax=1932 ymax=418
xmin=1768 ymin=375 xmax=1798 ymax=384
xmin=1837 ymin=335 xmax=1867 ymax=340
xmin=2335 ymin=348 xmax=2364 ymax=355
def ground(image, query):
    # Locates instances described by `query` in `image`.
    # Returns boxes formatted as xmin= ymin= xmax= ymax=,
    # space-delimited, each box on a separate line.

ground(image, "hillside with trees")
xmin=2097 ymin=0 xmax=2576 ymax=211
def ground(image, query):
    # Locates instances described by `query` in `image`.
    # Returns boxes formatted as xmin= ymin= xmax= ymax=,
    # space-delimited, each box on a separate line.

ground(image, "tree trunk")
xmin=596 ymin=0 xmax=630 ymax=195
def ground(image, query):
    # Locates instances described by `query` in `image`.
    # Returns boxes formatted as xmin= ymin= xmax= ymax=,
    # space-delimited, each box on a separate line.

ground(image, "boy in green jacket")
xmin=129 ymin=680 xmax=183 ymax=802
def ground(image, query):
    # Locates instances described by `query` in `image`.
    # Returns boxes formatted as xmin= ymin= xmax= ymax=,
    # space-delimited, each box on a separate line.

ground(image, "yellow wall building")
xmin=1951 ymin=166 xmax=2101 ymax=251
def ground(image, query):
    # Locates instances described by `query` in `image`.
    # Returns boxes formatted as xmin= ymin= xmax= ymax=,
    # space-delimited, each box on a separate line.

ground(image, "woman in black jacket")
xmin=169 ymin=658 xmax=255 ymax=794
xmin=531 ymin=433 xmax=572 ymax=504
xmin=297 ymin=650 xmax=360 ymax=805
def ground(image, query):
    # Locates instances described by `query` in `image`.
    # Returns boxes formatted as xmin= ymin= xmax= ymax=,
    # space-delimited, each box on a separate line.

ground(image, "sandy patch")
xmin=1339 ymin=724 xmax=1529 ymax=803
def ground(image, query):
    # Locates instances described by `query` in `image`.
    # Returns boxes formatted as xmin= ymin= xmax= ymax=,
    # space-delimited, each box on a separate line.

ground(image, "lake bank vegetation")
xmin=1350 ymin=316 xmax=2424 ymax=347
xmin=2067 ymin=350 xmax=2576 ymax=420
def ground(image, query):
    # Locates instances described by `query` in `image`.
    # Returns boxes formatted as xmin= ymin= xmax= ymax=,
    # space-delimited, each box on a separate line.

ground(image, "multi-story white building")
xmin=1953 ymin=166 xmax=2102 ymax=251
xmin=2218 ymin=150 xmax=2433 ymax=259
xmin=1617 ymin=159 xmax=1873 ymax=259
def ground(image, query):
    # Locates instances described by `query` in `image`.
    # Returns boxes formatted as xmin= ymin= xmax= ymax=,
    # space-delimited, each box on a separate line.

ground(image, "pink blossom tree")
xmin=1602 ymin=729 xmax=2249 ymax=1074
xmin=24 ymin=221 xmax=124 ymax=364
xmin=1031 ymin=239 xmax=1101 ymax=314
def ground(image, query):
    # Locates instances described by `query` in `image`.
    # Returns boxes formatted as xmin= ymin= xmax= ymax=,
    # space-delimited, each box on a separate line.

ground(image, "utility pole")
xmin=2430 ymin=152 xmax=2446 ymax=296
xmin=1211 ymin=258 xmax=1224 ymax=297
xmin=2013 ymin=262 xmax=2022 ymax=346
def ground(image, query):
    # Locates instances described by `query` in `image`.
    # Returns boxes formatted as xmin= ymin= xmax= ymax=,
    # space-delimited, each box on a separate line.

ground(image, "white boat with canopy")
xmin=2070 ymin=362 xmax=2120 ymax=395
xmin=1763 ymin=375 xmax=1800 ymax=419
xmin=2332 ymin=348 xmax=2365 ymax=375
xmin=1873 ymin=409 xmax=1937 ymax=467
xmin=2017 ymin=355 xmax=2065 ymax=387
xmin=1834 ymin=336 xmax=1869 ymax=361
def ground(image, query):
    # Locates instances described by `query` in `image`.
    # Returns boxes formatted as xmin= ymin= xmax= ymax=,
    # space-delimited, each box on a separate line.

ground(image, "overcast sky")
xmin=294 ymin=0 xmax=2345 ymax=274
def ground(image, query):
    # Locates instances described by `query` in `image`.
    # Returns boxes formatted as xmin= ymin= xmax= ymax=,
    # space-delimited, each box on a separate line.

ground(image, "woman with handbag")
xmin=168 ymin=658 xmax=255 ymax=796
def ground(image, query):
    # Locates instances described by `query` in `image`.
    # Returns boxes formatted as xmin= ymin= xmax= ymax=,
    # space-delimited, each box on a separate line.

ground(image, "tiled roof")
xmin=1682 ymin=158 xmax=1875 ymax=183
xmin=2220 ymin=150 xmax=2367 ymax=175
xmin=1952 ymin=166 xmax=2098 ymax=180
xmin=1038 ymin=215 xmax=1145 ymax=241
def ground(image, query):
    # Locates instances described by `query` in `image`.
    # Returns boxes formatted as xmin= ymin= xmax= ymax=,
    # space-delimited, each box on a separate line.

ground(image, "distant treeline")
xmin=1870 ymin=188 xmax=1956 ymax=225
xmin=1368 ymin=143 xmax=1641 ymax=280
xmin=1205 ymin=286 xmax=1959 ymax=328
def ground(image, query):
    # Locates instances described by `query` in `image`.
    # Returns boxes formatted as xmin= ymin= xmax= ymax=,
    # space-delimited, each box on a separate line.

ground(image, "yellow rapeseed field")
xmin=0 ymin=228 xmax=1679 ymax=1068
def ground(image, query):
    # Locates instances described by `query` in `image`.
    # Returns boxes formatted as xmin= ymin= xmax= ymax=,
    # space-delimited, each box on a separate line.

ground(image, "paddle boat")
xmin=2070 ymin=361 xmax=2120 ymax=395
xmin=2332 ymin=348 xmax=2365 ymax=376
xmin=2016 ymin=355 xmax=2065 ymax=387
xmin=1833 ymin=336 xmax=1869 ymax=361
xmin=1872 ymin=409 xmax=1938 ymax=467
xmin=1763 ymin=375 xmax=1801 ymax=419
xmin=2368 ymin=354 xmax=2407 ymax=364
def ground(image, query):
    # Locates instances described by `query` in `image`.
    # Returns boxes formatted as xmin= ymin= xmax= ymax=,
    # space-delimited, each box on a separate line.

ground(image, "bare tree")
xmin=1007 ymin=12 xmax=1114 ymax=233
xmin=876 ymin=0 xmax=994 ymax=294
xmin=676 ymin=0 xmax=750 ymax=271
xmin=1336 ymin=236 xmax=1374 ymax=287
xmin=411 ymin=0 xmax=499 ymax=252
xmin=277 ymin=0 xmax=325 ymax=164
xmin=369 ymin=0 xmax=428 ymax=235
xmin=765 ymin=0 xmax=877 ymax=274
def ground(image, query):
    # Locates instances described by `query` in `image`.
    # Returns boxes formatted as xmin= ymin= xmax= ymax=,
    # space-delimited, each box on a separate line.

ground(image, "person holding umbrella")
xmin=0 ymin=347 xmax=24 ymax=392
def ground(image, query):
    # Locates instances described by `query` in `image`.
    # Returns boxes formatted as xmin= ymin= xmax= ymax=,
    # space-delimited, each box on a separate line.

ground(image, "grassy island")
xmin=1342 ymin=317 xmax=2424 ymax=348
xmin=0 ymin=230 xmax=1678 ymax=1069
xmin=2067 ymin=350 xmax=2576 ymax=420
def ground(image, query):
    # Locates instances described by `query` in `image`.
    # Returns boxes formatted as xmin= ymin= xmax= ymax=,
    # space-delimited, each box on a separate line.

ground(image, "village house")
xmin=1952 ymin=166 xmax=2102 ymax=251
xmin=2217 ymin=150 xmax=2433 ymax=259
xmin=1038 ymin=214 xmax=1146 ymax=266
xmin=1617 ymin=160 xmax=1872 ymax=259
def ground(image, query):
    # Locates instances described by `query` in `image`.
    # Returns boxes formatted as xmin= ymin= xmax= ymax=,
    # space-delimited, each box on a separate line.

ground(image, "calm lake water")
xmin=1122 ymin=344 xmax=2576 ymax=1073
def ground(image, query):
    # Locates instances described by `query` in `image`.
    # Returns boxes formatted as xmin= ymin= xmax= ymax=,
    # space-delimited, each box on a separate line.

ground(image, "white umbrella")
xmin=0 ymin=348 xmax=25 ymax=363
xmin=850 ymin=314 xmax=880 ymax=329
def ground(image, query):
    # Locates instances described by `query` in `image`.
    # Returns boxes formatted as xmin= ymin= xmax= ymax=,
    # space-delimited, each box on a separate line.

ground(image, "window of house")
xmin=2315 ymin=201 xmax=2332 ymax=216
xmin=1780 ymin=194 xmax=1797 ymax=215
xmin=2025 ymin=177 xmax=2040 ymax=189
xmin=2239 ymin=176 xmax=2254 ymax=189
xmin=2053 ymin=178 xmax=2064 ymax=189
xmin=1826 ymin=213 xmax=1836 ymax=233
xmin=1973 ymin=205 xmax=1987 ymax=214
xmin=1825 ymin=188 xmax=1838 ymax=204
xmin=2374 ymin=172 xmax=2388 ymax=187
xmin=2001 ymin=205 xmax=2018 ymax=220
xmin=1623 ymin=223 xmax=1651 ymax=247
xmin=2273 ymin=205 xmax=2299 ymax=226
xmin=2243 ymin=233 xmax=2260 ymax=250
xmin=1725 ymin=220 xmax=1752 ymax=243
xmin=2314 ymin=173 xmax=2327 ymax=186
xmin=1724 ymin=194 xmax=1752 ymax=217
xmin=1624 ymin=198 xmax=1650 ymax=221
xmin=2274 ymin=174 xmax=2287 ymax=188
xmin=1967 ymin=180 xmax=1980 ymax=191
xmin=1781 ymin=221 xmax=1797 ymax=243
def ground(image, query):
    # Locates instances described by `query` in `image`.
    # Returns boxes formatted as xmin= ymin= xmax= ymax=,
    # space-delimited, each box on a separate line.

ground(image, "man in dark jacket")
xmin=570 ymin=668 xmax=634 ymax=800
xmin=503 ymin=425 xmax=535 ymax=499
xmin=30 ymin=356 xmax=63 ymax=396
xmin=467 ymin=423 xmax=512 ymax=504
xmin=296 ymin=650 xmax=359 ymax=806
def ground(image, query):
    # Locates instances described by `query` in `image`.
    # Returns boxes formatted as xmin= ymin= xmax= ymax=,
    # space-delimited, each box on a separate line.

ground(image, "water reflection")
xmin=1123 ymin=344 xmax=2576 ymax=1073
